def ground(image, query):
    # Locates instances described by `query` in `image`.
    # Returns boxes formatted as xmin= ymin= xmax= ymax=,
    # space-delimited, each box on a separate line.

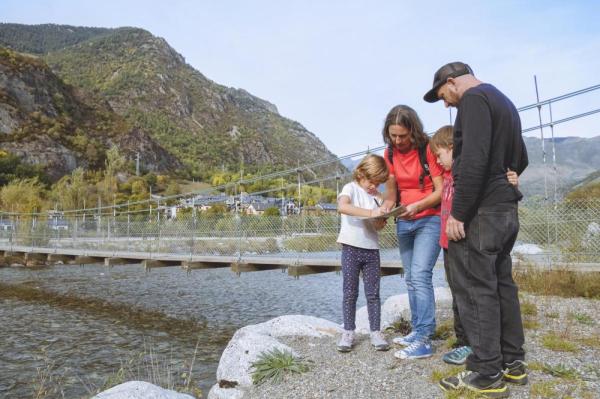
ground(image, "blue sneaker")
xmin=392 ymin=331 xmax=419 ymax=346
xmin=442 ymin=345 xmax=472 ymax=365
xmin=394 ymin=339 xmax=433 ymax=359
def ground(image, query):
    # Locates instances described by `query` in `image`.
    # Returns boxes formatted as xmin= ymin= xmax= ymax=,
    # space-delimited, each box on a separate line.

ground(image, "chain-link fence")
xmin=1 ymin=199 xmax=598 ymax=265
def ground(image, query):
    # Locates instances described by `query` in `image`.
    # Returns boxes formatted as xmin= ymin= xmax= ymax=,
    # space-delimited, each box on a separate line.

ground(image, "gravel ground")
xmin=243 ymin=294 xmax=600 ymax=398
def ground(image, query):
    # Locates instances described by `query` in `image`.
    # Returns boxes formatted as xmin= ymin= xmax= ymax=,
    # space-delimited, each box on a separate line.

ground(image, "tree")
xmin=0 ymin=177 xmax=47 ymax=213
xmin=263 ymin=207 xmax=281 ymax=217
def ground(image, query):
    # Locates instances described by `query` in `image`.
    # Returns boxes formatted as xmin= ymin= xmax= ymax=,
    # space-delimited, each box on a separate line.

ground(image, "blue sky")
xmin=2 ymin=0 xmax=600 ymax=156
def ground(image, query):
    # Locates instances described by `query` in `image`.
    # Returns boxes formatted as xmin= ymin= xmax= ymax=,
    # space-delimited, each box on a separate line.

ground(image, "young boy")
xmin=430 ymin=126 xmax=519 ymax=365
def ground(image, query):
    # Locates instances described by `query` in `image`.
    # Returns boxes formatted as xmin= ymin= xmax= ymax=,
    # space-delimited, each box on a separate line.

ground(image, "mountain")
xmin=0 ymin=46 xmax=179 ymax=179
xmin=0 ymin=23 xmax=344 ymax=181
xmin=519 ymin=136 xmax=600 ymax=199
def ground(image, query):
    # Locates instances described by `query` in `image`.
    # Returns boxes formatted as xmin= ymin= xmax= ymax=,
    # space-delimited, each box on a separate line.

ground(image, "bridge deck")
xmin=0 ymin=245 xmax=404 ymax=277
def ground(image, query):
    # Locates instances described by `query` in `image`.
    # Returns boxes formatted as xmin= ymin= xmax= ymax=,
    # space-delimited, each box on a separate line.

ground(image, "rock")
xmin=207 ymin=384 xmax=245 ymax=399
xmin=216 ymin=329 xmax=294 ymax=387
xmin=213 ymin=315 xmax=342 ymax=394
xmin=92 ymin=381 xmax=194 ymax=399
xmin=512 ymin=243 xmax=543 ymax=255
xmin=355 ymin=287 xmax=452 ymax=333
xmin=250 ymin=315 xmax=342 ymax=338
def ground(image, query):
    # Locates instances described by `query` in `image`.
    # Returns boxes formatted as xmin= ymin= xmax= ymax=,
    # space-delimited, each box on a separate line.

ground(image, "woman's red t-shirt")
xmin=383 ymin=144 xmax=443 ymax=219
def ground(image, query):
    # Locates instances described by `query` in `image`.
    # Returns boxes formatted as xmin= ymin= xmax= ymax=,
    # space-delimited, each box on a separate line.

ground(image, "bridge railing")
xmin=1 ymin=199 xmax=599 ymax=265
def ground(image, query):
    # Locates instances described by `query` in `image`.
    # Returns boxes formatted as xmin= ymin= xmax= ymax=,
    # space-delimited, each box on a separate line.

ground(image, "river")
xmin=0 ymin=262 xmax=447 ymax=398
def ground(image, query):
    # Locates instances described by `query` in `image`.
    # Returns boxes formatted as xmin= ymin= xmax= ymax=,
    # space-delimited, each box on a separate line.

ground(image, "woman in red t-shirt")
xmin=381 ymin=105 xmax=443 ymax=360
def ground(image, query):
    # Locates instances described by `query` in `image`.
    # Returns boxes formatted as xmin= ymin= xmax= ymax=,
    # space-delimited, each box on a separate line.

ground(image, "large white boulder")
xmin=216 ymin=328 xmax=294 ymax=387
xmin=250 ymin=314 xmax=342 ymax=338
xmin=93 ymin=381 xmax=195 ymax=399
xmin=207 ymin=384 xmax=245 ymax=399
xmin=512 ymin=243 xmax=543 ymax=255
xmin=212 ymin=314 xmax=341 ymax=397
xmin=355 ymin=287 xmax=452 ymax=333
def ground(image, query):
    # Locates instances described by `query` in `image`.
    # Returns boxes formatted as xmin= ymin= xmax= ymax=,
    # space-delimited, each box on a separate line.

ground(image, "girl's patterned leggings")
xmin=341 ymin=244 xmax=381 ymax=331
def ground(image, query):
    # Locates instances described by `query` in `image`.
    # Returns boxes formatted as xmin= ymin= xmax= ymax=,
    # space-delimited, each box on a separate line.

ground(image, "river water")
xmin=0 ymin=262 xmax=447 ymax=398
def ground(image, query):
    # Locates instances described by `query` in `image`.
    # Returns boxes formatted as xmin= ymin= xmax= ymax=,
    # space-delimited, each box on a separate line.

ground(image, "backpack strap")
xmin=387 ymin=145 xmax=400 ymax=207
xmin=417 ymin=143 xmax=432 ymax=191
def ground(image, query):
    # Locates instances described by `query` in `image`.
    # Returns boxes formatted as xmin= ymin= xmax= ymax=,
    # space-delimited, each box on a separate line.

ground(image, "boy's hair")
xmin=430 ymin=125 xmax=454 ymax=152
xmin=352 ymin=154 xmax=389 ymax=184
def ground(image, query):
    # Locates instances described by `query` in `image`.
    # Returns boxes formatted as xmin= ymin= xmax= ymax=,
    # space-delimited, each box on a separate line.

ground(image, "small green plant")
xmin=445 ymin=336 xmax=458 ymax=349
xmin=430 ymin=365 xmax=464 ymax=382
xmin=520 ymin=301 xmax=538 ymax=316
xmin=545 ymin=312 xmax=560 ymax=319
xmin=523 ymin=319 xmax=541 ymax=330
xmin=385 ymin=316 xmax=411 ymax=335
xmin=569 ymin=312 xmax=594 ymax=325
xmin=542 ymin=333 xmax=578 ymax=352
xmin=250 ymin=348 xmax=311 ymax=385
xmin=542 ymin=363 xmax=580 ymax=380
xmin=577 ymin=335 xmax=600 ymax=348
xmin=432 ymin=320 xmax=454 ymax=340
xmin=530 ymin=380 xmax=560 ymax=398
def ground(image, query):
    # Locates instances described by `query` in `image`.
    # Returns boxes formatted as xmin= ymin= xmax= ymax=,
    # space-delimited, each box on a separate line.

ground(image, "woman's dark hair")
xmin=381 ymin=105 xmax=428 ymax=149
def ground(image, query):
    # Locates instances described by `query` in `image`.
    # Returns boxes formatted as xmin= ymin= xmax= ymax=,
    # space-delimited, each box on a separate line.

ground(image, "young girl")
xmin=336 ymin=154 xmax=390 ymax=352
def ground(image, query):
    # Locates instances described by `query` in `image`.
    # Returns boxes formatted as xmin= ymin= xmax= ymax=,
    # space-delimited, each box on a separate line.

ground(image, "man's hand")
xmin=446 ymin=215 xmax=465 ymax=241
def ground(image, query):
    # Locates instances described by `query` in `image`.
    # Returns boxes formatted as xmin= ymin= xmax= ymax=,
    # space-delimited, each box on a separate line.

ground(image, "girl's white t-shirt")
xmin=336 ymin=181 xmax=381 ymax=250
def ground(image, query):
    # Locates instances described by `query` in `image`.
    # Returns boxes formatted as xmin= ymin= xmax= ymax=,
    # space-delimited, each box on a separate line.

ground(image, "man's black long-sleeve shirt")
xmin=451 ymin=83 xmax=528 ymax=223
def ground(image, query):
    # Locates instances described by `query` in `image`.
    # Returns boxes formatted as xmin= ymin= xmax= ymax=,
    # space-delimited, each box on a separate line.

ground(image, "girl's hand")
xmin=398 ymin=203 xmax=419 ymax=220
xmin=370 ymin=207 xmax=386 ymax=218
xmin=507 ymin=169 xmax=519 ymax=187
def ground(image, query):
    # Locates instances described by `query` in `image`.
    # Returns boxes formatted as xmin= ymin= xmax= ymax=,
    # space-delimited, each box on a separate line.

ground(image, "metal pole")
xmin=534 ymin=75 xmax=549 ymax=202
xmin=534 ymin=75 xmax=551 ymax=264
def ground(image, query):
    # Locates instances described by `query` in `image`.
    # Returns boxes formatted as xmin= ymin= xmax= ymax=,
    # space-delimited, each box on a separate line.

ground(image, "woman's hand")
xmin=398 ymin=203 xmax=419 ymax=220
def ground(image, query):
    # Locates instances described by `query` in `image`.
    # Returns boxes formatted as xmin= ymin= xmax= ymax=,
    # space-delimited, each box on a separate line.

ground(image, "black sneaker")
xmin=503 ymin=360 xmax=528 ymax=385
xmin=439 ymin=370 xmax=509 ymax=398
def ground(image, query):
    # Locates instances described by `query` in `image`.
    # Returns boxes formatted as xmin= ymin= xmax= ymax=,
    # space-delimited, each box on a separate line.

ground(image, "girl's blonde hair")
xmin=430 ymin=125 xmax=454 ymax=152
xmin=352 ymin=154 xmax=389 ymax=184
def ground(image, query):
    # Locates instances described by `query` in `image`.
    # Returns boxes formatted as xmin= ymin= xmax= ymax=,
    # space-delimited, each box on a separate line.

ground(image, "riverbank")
xmin=210 ymin=291 xmax=600 ymax=399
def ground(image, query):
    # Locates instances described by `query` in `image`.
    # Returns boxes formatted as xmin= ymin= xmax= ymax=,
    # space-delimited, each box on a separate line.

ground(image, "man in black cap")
xmin=424 ymin=62 xmax=528 ymax=398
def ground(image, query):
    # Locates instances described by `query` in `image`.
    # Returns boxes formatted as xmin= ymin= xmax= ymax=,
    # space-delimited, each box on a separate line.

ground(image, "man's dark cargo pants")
xmin=447 ymin=202 xmax=525 ymax=376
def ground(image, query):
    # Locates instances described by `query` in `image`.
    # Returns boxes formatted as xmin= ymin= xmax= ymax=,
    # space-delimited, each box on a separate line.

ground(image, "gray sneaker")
xmin=370 ymin=331 xmax=390 ymax=351
xmin=337 ymin=330 xmax=355 ymax=352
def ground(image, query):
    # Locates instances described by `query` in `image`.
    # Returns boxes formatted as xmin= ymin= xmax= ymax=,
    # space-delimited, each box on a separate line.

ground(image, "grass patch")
xmin=384 ymin=316 xmax=411 ymax=335
xmin=523 ymin=319 xmax=541 ymax=330
xmin=442 ymin=389 xmax=486 ymax=399
xmin=569 ymin=312 xmax=594 ymax=325
xmin=250 ymin=348 xmax=311 ymax=385
xmin=545 ymin=311 xmax=560 ymax=319
xmin=577 ymin=335 xmax=600 ymax=348
xmin=530 ymin=380 xmax=560 ymax=398
xmin=445 ymin=336 xmax=458 ymax=349
xmin=528 ymin=361 xmax=545 ymax=372
xmin=541 ymin=363 xmax=580 ymax=380
xmin=520 ymin=301 xmax=538 ymax=316
xmin=430 ymin=365 xmax=464 ymax=383
xmin=97 ymin=338 xmax=203 ymax=397
xmin=432 ymin=320 xmax=454 ymax=340
xmin=514 ymin=268 xmax=600 ymax=298
xmin=541 ymin=333 xmax=578 ymax=352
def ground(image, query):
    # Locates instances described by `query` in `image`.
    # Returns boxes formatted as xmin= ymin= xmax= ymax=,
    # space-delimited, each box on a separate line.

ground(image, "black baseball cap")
xmin=423 ymin=62 xmax=474 ymax=103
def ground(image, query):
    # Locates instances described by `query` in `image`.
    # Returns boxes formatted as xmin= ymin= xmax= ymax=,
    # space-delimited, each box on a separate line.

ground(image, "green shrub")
xmin=250 ymin=348 xmax=311 ymax=385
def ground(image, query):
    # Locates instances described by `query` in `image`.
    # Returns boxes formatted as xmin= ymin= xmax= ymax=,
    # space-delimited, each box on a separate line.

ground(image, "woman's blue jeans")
xmin=396 ymin=215 xmax=441 ymax=339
